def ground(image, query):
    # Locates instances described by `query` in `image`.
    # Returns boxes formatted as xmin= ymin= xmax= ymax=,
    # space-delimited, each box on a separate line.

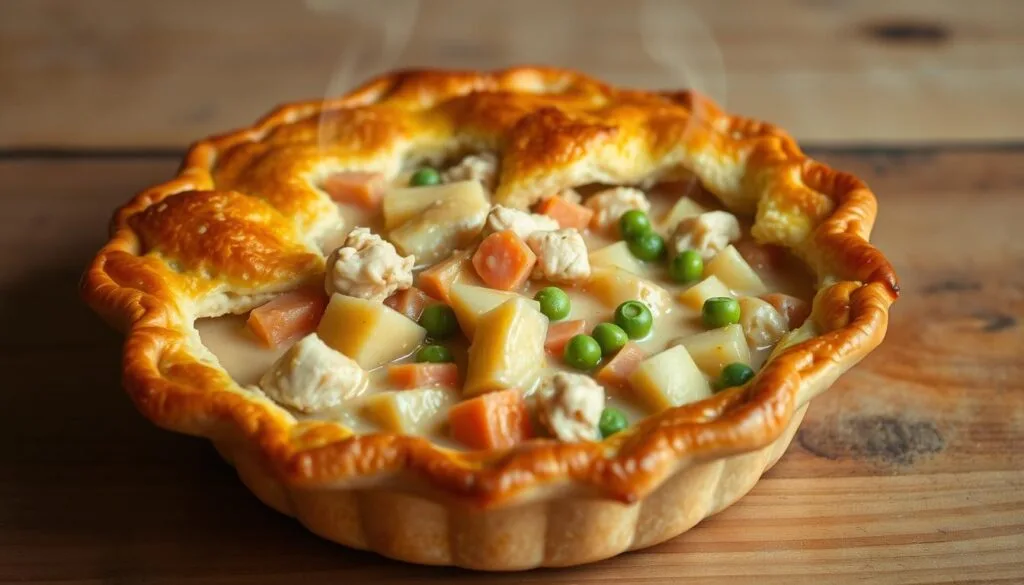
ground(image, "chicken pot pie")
xmin=82 ymin=67 xmax=898 ymax=570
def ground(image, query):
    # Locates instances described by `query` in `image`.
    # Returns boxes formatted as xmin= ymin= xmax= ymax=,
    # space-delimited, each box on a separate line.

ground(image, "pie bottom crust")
xmin=215 ymin=404 xmax=806 ymax=570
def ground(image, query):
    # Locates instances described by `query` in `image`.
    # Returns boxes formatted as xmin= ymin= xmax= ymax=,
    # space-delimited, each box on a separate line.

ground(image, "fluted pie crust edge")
xmin=82 ymin=67 xmax=898 ymax=568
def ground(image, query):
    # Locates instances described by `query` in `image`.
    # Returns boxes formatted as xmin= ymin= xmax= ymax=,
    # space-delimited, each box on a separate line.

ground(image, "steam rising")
xmin=307 ymin=0 xmax=726 ymax=151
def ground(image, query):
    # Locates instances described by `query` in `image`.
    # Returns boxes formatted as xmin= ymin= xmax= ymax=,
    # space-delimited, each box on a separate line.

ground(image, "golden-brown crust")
xmin=82 ymin=66 xmax=898 ymax=509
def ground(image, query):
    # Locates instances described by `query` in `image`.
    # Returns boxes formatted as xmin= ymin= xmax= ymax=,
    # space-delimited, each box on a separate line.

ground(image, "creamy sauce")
xmin=195 ymin=177 xmax=813 ymax=447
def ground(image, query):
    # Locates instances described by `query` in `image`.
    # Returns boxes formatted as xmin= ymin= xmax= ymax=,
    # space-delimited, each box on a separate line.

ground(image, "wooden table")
xmin=2 ymin=1 xmax=1022 ymax=583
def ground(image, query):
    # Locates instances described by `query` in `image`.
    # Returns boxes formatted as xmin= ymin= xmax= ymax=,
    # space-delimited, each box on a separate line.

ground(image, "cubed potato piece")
xmin=385 ymin=181 xmax=490 ymax=265
xmin=360 ymin=388 xmax=457 ymax=435
xmin=659 ymin=196 xmax=709 ymax=232
xmin=589 ymin=241 xmax=650 ymax=276
xmin=676 ymin=324 xmax=750 ymax=376
xmin=706 ymin=245 xmax=768 ymax=295
xmin=678 ymin=275 xmax=733 ymax=310
xmin=585 ymin=266 xmax=672 ymax=316
xmin=317 ymin=293 xmax=427 ymax=369
xmin=463 ymin=298 xmax=548 ymax=397
xmin=448 ymin=283 xmax=540 ymax=339
xmin=383 ymin=180 xmax=485 ymax=229
xmin=629 ymin=345 xmax=712 ymax=412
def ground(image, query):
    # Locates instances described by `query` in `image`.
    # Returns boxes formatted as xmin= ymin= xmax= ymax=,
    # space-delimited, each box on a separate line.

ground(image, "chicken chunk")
xmin=738 ymin=296 xmax=788 ymax=349
xmin=484 ymin=205 xmax=559 ymax=240
xmin=670 ymin=210 xmax=741 ymax=261
xmin=585 ymin=187 xmax=651 ymax=234
xmin=526 ymin=228 xmax=592 ymax=284
xmin=442 ymin=152 xmax=499 ymax=190
xmin=325 ymin=227 xmax=414 ymax=302
xmin=259 ymin=333 xmax=368 ymax=413
xmin=536 ymin=372 xmax=605 ymax=442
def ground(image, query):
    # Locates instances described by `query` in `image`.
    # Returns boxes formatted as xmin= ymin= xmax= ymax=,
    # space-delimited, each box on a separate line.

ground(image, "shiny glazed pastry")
xmin=82 ymin=67 xmax=899 ymax=570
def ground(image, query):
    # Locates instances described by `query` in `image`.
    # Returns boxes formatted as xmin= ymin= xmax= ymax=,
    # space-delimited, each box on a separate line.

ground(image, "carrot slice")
xmin=760 ymin=293 xmax=811 ymax=329
xmin=384 ymin=287 xmax=432 ymax=322
xmin=322 ymin=171 xmax=386 ymax=209
xmin=448 ymin=388 xmax=532 ymax=450
xmin=418 ymin=249 xmax=472 ymax=303
xmin=387 ymin=362 xmax=460 ymax=390
xmin=247 ymin=287 xmax=328 ymax=348
xmin=536 ymin=196 xmax=595 ymax=230
xmin=544 ymin=319 xmax=587 ymax=356
xmin=595 ymin=342 xmax=646 ymax=390
xmin=471 ymin=230 xmax=536 ymax=291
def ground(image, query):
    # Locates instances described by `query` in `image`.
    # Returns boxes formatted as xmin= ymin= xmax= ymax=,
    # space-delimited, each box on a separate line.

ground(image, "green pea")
xmin=627 ymin=231 xmax=665 ymax=261
xmin=598 ymin=407 xmax=629 ymax=438
xmin=702 ymin=296 xmax=741 ymax=329
xmin=719 ymin=362 xmax=755 ymax=388
xmin=669 ymin=249 xmax=704 ymax=283
xmin=563 ymin=334 xmax=602 ymax=370
xmin=409 ymin=167 xmax=441 ymax=187
xmin=592 ymin=322 xmax=628 ymax=356
xmin=614 ymin=300 xmax=653 ymax=339
xmin=534 ymin=287 xmax=571 ymax=321
xmin=416 ymin=344 xmax=454 ymax=363
xmin=419 ymin=304 xmax=459 ymax=339
xmin=619 ymin=210 xmax=653 ymax=241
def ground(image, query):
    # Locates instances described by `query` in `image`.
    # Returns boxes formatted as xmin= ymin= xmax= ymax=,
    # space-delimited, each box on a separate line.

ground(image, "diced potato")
xmin=675 ymin=324 xmax=750 ymax=376
xmin=585 ymin=266 xmax=672 ymax=316
xmin=706 ymin=245 xmax=768 ymax=295
xmin=589 ymin=241 xmax=650 ymax=276
xmin=678 ymin=275 xmax=733 ymax=310
xmin=629 ymin=345 xmax=712 ymax=411
xmin=385 ymin=181 xmax=490 ymax=265
xmin=463 ymin=298 xmax=548 ymax=397
xmin=383 ymin=180 xmax=485 ymax=229
xmin=317 ymin=294 xmax=427 ymax=369
xmin=360 ymin=388 xmax=457 ymax=435
xmin=659 ymin=196 xmax=709 ymax=232
xmin=448 ymin=283 xmax=540 ymax=339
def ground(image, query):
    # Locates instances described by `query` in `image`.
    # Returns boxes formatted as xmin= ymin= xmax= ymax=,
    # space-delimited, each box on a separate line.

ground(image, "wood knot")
xmin=862 ymin=20 xmax=951 ymax=45
xmin=798 ymin=415 xmax=944 ymax=466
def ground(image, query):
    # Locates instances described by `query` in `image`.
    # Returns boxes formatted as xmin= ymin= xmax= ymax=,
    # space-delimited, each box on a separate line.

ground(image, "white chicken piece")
xmin=526 ymin=228 xmax=592 ymax=284
xmin=259 ymin=334 xmax=368 ymax=413
xmin=325 ymin=227 xmax=414 ymax=302
xmin=585 ymin=187 xmax=651 ymax=234
xmin=484 ymin=205 xmax=559 ymax=240
xmin=442 ymin=152 xmax=499 ymax=190
xmin=536 ymin=372 xmax=605 ymax=442
xmin=670 ymin=210 xmax=741 ymax=261
xmin=738 ymin=296 xmax=789 ymax=349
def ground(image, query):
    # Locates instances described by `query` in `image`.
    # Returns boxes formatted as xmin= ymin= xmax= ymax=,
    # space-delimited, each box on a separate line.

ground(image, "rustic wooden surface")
xmin=3 ymin=0 xmax=1024 ymax=147
xmin=2 ymin=0 xmax=1024 ymax=583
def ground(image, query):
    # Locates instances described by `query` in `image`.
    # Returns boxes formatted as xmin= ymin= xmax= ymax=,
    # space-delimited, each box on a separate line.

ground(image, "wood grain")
xmin=0 ymin=147 xmax=1021 ymax=583
xmin=2 ymin=0 xmax=1024 ymax=148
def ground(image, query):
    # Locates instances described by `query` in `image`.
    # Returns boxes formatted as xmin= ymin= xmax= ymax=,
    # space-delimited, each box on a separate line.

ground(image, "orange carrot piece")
xmin=384 ymin=287 xmax=432 ymax=322
xmin=322 ymin=171 xmax=386 ymax=209
xmin=471 ymin=230 xmax=537 ymax=291
xmin=448 ymin=388 xmax=532 ymax=450
xmin=387 ymin=362 xmax=460 ymax=390
xmin=544 ymin=319 xmax=588 ymax=356
xmin=247 ymin=287 xmax=328 ymax=348
xmin=595 ymin=342 xmax=646 ymax=390
xmin=760 ymin=293 xmax=811 ymax=329
xmin=418 ymin=249 xmax=472 ymax=303
xmin=536 ymin=196 xmax=595 ymax=230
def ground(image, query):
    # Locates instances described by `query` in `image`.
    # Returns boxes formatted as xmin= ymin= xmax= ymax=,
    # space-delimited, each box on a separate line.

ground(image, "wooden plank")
xmin=0 ymin=148 xmax=1022 ymax=582
xmin=2 ymin=0 xmax=1023 ymax=148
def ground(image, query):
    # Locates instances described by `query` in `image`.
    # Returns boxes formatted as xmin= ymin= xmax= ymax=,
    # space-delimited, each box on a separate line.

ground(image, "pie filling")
xmin=196 ymin=154 xmax=814 ymax=450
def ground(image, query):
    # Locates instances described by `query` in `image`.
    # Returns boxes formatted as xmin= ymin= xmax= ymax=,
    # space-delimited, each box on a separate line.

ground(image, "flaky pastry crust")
xmin=83 ymin=67 xmax=897 ymax=566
